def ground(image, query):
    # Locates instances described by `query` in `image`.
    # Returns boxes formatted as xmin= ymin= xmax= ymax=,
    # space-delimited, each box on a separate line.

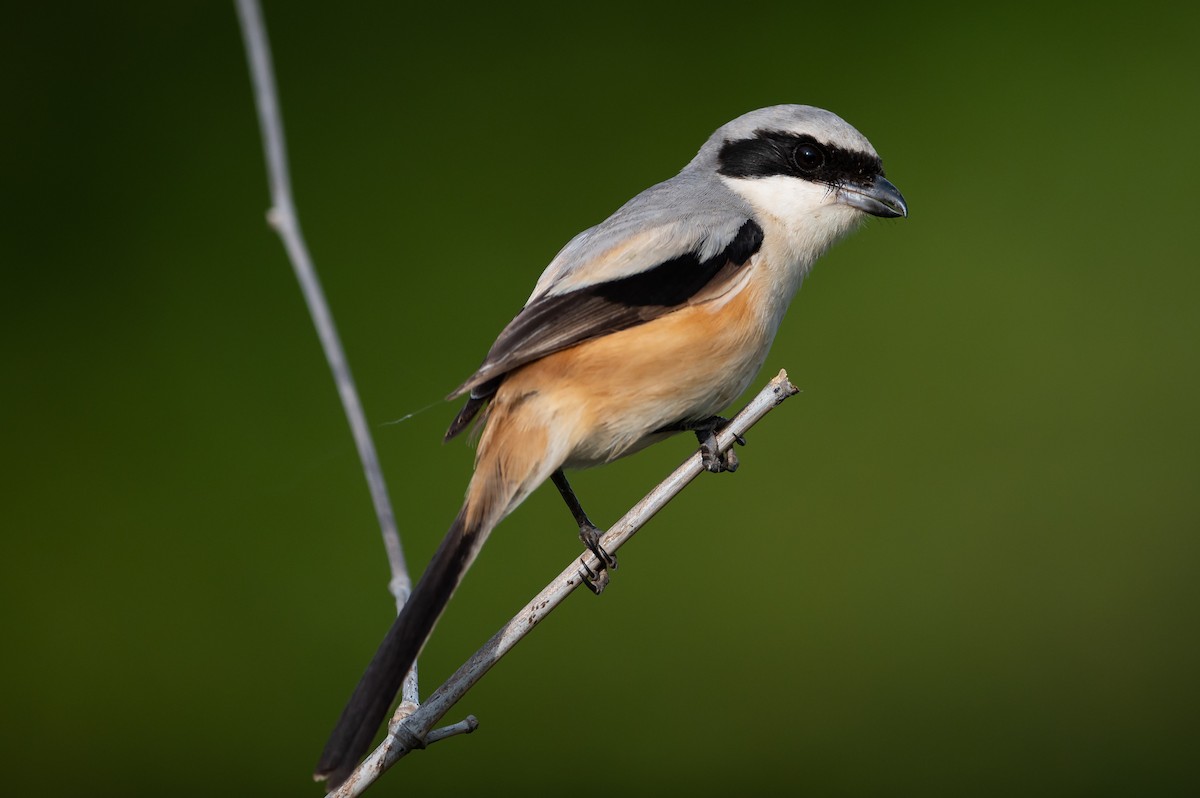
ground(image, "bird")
xmin=315 ymin=104 xmax=907 ymax=788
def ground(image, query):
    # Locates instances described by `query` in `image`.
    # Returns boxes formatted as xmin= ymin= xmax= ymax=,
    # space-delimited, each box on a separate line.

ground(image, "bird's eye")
xmin=793 ymin=143 xmax=825 ymax=172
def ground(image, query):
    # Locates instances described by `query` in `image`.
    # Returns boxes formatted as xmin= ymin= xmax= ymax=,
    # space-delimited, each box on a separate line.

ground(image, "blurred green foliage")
xmin=3 ymin=2 xmax=1198 ymax=796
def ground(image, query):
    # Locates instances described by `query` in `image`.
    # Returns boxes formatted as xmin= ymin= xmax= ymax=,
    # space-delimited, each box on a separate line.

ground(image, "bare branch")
xmin=233 ymin=0 xmax=412 ymax=625
xmin=233 ymin=11 xmax=802 ymax=794
xmin=325 ymin=370 xmax=800 ymax=797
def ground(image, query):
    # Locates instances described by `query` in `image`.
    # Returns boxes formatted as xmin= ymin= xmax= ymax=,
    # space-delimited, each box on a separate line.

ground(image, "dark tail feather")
xmin=315 ymin=508 xmax=481 ymax=788
xmin=444 ymin=394 xmax=487 ymax=442
xmin=444 ymin=376 xmax=503 ymax=442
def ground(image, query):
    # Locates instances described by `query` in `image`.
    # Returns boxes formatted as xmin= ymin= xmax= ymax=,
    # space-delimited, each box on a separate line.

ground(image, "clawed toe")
xmin=578 ymin=558 xmax=611 ymax=594
xmin=698 ymin=429 xmax=740 ymax=473
xmin=580 ymin=522 xmax=618 ymax=571
xmin=577 ymin=522 xmax=616 ymax=594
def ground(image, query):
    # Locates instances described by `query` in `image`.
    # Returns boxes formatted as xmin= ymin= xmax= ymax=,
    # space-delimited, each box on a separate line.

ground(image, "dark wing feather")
xmin=444 ymin=219 xmax=762 ymax=440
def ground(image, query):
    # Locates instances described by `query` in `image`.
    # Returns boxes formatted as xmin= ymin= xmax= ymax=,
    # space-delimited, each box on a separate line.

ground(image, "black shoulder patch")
xmin=591 ymin=218 xmax=764 ymax=308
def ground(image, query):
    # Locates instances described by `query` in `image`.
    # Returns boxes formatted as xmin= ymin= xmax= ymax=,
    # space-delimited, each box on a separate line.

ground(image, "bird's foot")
xmin=578 ymin=557 xmax=612 ymax=595
xmin=693 ymin=416 xmax=745 ymax=473
xmin=580 ymin=522 xmax=618 ymax=571
xmin=578 ymin=522 xmax=616 ymax=595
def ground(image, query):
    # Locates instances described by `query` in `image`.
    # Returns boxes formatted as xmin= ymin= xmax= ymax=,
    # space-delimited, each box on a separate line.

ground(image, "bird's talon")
xmin=578 ymin=522 xmax=615 ymax=594
xmin=699 ymin=431 xmax=739 ymax=473
xmin=579 ymin=562 xmax=609 ymax=595
xmin=695 ymin=418 xmax=743 ymax=474
xmin=580 ymin=523 xmax=617 ymax=570
xmin=700 ymin=445 xmax=722 ymax=473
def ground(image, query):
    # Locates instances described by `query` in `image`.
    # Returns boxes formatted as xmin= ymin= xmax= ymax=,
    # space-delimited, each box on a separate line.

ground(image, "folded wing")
xmin=445 ymin=216 xmax=763 ymax=440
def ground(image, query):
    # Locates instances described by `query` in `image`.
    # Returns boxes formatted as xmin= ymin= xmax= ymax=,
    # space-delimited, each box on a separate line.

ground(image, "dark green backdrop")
xmin=5 ymin=2 xmax=1198 ymax=796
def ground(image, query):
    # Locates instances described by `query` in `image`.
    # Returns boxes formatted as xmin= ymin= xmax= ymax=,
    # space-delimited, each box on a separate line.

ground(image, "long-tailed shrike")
xmin=316 ymin=104 xmax=907 ymax=787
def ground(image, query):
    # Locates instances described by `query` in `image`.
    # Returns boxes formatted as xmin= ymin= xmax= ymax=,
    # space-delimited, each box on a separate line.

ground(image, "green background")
xmin=5 ymin=2 xmax=1199 ymax=796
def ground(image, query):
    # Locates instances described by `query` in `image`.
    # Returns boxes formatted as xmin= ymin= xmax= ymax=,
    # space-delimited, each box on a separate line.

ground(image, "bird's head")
xmin=696 ymin=105 xmax=907 ymax=253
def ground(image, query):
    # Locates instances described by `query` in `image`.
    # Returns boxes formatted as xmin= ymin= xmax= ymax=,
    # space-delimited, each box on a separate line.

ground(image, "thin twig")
xmin=233 ymin=10 xmax=802 ymax=794
xmin=233 ymin=0 xmax=412 ymax=622
xmin=326 ymin=370 xmax=800 ymax=797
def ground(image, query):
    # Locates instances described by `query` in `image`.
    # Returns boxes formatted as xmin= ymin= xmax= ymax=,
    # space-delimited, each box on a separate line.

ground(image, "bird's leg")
xmin=551 ymin=469 xmax=616 ymax=594
xmin=660 ymin=415 xmax=745 ymax=473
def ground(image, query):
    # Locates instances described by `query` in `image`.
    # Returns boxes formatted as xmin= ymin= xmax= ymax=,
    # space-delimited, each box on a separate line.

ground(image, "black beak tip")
xmin=872 ymin=176 xmax=908 ymax=219
xmin=838 ymin=175 xmax=908 ymax=219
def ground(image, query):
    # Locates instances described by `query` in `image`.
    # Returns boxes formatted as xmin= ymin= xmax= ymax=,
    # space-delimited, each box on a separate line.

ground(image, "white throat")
xmin=721 ymin=175 xmax=863 ymax=277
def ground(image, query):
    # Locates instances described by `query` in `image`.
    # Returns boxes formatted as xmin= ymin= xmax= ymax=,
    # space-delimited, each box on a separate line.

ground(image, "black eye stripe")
xmin=717 ymin=130 xmax=884 ymax=186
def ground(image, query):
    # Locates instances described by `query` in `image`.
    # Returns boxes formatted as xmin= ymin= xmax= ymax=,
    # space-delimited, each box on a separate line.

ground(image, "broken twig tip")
xmin=770 ymin=369 xmax=800 ymax=400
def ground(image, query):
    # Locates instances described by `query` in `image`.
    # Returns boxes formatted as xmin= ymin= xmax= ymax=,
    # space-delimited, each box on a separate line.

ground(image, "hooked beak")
xmin=838 ymin=175 xmax=908 ymax=219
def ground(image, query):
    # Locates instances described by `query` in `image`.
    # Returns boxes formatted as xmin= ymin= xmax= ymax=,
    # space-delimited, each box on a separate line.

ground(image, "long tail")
xmin=314 ymin=506 xmax=483 ymax=787
xmin=314 ymin=390 xmax=564 ymax=788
